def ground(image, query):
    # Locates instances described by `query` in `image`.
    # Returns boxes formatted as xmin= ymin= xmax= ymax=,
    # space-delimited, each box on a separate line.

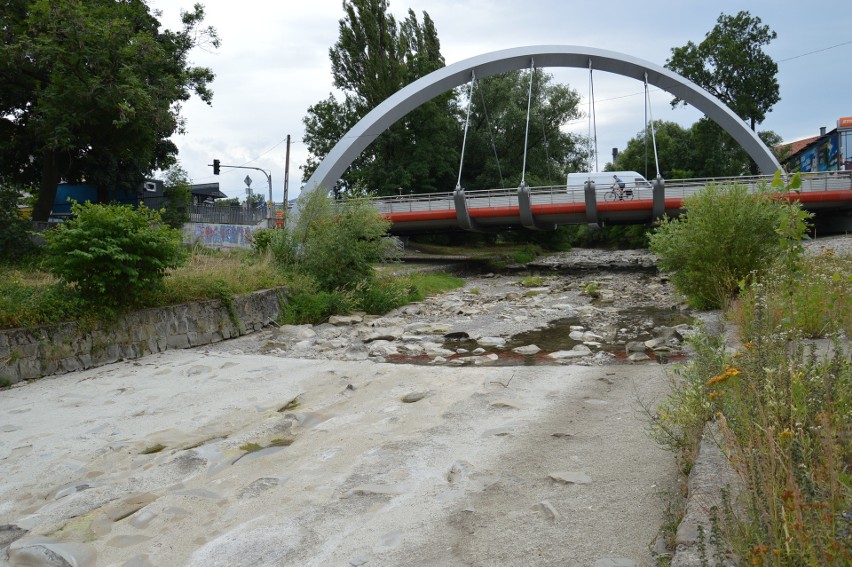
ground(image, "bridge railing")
xmin=369 ymin=171 xmax=852 ymax=214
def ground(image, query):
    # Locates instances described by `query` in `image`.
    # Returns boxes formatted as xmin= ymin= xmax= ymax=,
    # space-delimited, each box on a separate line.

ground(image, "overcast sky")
xmin=147 ymin=0 xmax=852 ymax=202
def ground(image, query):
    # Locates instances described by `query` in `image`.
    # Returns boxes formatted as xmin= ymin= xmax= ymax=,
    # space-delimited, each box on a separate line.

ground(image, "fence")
xmin=189 ymin=203 xmax=271 ymax=226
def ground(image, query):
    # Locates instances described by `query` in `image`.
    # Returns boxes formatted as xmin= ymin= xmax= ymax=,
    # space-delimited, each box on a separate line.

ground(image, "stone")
xmin=569 ymin=330 xmax=586 ymax=341
xmin=594 ymin=559 xmax=637 ymax=567
xmin=533 ymin=500 xmax=560 ymax=521
xmin=360 ymin=327 xmax=404 ymax=342
xmin=547 ymin=345 xmax=592 ymax=359
xmin=512 ymin=344 xmax=541 ymax=355
xmin=477 ymin=336 xmax=506 ymax=347
xmin=628 ymin=352 xmax=651 ymax=362
xmin=342 ymin=346 xmax=369 ymax=361
xmin=328 ymin=315 xmax=363 ymax=326
xmin=548 ymin=471 xmax=592 ymax=485
xmin=401 ymin=391 xmax=429 ymax=403
xmin=625 ymin=341 xmax=646 ymax=353
xmin=644 ymin=337 xmax=667 ymax=349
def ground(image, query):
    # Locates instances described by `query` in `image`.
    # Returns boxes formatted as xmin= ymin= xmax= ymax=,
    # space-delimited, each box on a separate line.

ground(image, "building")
xmin=780 ymin=117 xmax=852 ymax=173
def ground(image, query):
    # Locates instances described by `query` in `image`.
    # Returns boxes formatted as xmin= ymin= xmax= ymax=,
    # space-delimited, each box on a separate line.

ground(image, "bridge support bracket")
xmin=584 ymin=181 xmax=599 ymax=225
xmin=652 ymin=176 xmax=665 ymax=220
xmin=453 ymin=189 xmax=489 ymax=233
xmin=518 ymin=184 xmax=556 ymax=231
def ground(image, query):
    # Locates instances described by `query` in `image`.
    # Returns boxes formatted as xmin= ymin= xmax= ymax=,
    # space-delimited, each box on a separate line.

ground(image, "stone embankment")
xmin=0 ymin=289 xmax=285 ymax=385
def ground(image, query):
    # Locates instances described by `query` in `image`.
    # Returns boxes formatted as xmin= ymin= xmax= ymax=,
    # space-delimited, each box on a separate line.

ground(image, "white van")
xmin=566 ymin=171 xmax=651 ymax=192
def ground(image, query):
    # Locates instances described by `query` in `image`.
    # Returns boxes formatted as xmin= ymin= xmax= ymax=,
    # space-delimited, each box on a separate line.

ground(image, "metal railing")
xmin=188 ymin=203 xmax=270 ymax=226
xmin=368 ymin=171 xmax=852 ymax=212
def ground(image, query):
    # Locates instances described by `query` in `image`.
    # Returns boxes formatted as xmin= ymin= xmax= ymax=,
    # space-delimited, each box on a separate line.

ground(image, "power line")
xmin=778 ymin=39 xmax=852 ymax=62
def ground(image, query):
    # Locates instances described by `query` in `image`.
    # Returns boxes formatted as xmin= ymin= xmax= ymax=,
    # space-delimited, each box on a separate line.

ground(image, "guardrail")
xmin=368 ymin=171 xmax=852 ymax=212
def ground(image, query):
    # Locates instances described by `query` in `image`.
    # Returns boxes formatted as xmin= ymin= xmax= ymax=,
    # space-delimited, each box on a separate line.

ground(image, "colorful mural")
xmin=185 ymin=223 xmax=260 ymax=249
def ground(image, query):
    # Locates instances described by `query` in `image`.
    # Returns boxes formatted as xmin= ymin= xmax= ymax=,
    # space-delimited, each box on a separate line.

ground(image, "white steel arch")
xmin=304 ymin=45 xmax=782 ymax=192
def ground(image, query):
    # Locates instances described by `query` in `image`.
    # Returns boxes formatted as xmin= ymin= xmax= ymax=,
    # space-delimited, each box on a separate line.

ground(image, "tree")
xmin=302 ymin=0 xmax=459 ymax=196
xmin=0 ymin=1 xmax=219 ymax=221
xmin=615 ymin=119 xmax=783 ymax=178
xmin=159 ymin=164 xmax=192 ymax=228
xmin=666 ymin=11 xmax=779 ymax=133
xmin=460 ymin=70 xmax=589 ymax=190
xmin=614 ymin=120 xmax=696 ymax=180
xmin=649 ymin=182 xmax=801 ymax=309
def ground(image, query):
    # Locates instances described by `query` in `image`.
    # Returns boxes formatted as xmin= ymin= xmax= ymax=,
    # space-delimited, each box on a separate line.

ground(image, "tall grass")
xmin=650 ymin=250 xmax=851 ymax=565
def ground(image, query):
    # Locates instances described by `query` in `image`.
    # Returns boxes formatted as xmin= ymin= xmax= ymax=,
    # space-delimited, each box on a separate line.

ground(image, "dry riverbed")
xmin=1 ymin=249 xmax=692 ymax=567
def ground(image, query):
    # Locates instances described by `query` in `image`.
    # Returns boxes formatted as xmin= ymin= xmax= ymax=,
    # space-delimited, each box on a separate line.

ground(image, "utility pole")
xmin=283 ymin=135 xmax=291 ymax=212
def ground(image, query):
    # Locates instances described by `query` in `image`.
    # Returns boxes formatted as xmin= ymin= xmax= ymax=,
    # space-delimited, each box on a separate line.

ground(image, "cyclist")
xmin=612 ymin=175 xmax=626 ymax=200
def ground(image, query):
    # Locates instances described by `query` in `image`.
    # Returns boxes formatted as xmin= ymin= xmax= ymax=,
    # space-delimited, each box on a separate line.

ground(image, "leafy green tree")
xmin=614 ymin=120 xmax=696 ymax=180
xmin=0 ymin=0 xmax=219 ymax=222
xmin=0 ymin=184 xmax=37 ymax=262
xmin=302 ymin=0 xmax=459 ymax=195
xmin=666 ymin=11 xmax=779 ymax=132
xmin=666 ymin=11 xmax=779 ymax=175
xmin=649 ymin=182 xmax=802 ymax=309
xmin=42 ymin=202 xmax=187 ymax=305
xmin=460 ymin=70 xmax=589 ymax=190
xmin=160 ymin=165 xmax=191 ymax=228
xmin=615 ymin=119 xmax=783 ymax=178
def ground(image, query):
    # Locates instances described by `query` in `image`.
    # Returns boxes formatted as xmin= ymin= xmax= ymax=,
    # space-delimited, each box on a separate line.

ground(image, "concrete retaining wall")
xmin=0 ymin=288 xmax=286 ymax=385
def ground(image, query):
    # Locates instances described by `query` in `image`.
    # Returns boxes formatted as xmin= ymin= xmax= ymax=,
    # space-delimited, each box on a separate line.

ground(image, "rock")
xmin=447 ymin=460 xmax=474 ymax=483
xmin=644 ymin=337 xmax=667 ymax=349
xmin=512 ymin=344 xmax=541 ymax=355
xmin=548 ymin=471 xmax=592 ymax=485
xmin=583 ymin=331 xmax=604 ymax=342
xmin=548 ymin=345 xmax=592 ymax=359
xmin=533 ymin=500 xmax=560 ymax=521
xmin=430 ymin=356 xmax=447 ymax=364
xmin=0 ymin=524 xmax=27 ymax=550
xmin=329 ymin=315 xmax=363 ymax=326
xmin=569 ymin=330 xmax=585 ymax=341
xmin=273 ymin=325 xmax=316 ymax=339
xmin=360 ymin=327 xmax=404 ymax=342
xmin=477 ymin=336 xmax=506 ymax=347
xmin=472 ymin=348 xmax=486 ymax=355
xmin=8 ymin=538 xmax=97 ymax=567
xmin=342 ymin=345 xmax=369 ymax=361
xmin=628 ymin=352 xmax=651 ymax=362
xmin=625 ymin=341 xmax=646 ymax=353
xmin=594 ymin=559 xmax=637 ymax=567
xmin=423 ymin=343 xmax=454 ymax=357
xmin=401 ymin=391 xmax=429 ymax=403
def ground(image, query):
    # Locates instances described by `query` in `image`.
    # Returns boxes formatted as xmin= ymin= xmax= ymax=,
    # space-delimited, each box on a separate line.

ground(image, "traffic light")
xmin=213 ymin=159 xmax=220 ymax=175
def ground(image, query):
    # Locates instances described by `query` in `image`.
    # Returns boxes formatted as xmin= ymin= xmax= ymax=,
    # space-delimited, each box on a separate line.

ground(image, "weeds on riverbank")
xmin=650 ymin=251 xmax=851 ymax=566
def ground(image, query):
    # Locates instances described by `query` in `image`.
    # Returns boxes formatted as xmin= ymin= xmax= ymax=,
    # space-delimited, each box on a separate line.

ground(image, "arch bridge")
xmin=304 ymin=46 xmax=851 ymax=233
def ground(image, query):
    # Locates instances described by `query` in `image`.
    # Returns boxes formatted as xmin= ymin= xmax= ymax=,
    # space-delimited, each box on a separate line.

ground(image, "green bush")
xmin=264 ymin=190 xmax=400 ymax=291
xmin=0 ymin=185 xmax=37 ymax=262
xmin=43 ymin=202 xmax=186 ymax=305
xmin=649 ymin=181 xmax=802 ymax=309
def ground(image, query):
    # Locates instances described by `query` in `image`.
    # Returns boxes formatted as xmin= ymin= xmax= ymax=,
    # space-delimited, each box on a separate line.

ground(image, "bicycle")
xmin=603 ymin=184 xmax=634 ymax=202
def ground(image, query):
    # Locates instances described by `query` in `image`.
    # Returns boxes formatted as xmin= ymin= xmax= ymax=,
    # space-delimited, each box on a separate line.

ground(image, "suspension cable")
xmin=476 ymin=75 xmax=505 ymax=188
xmin=589 ymin=59 xmax=599 ymax=172
xmin=456 ymin=70 xmax=475 ymax=190
xmin=520 ymin=59 xmax=535 ymax=187
xmin=644 ymin=73 xmax=661 ymax=178
xmin=541 ymin=110 xmax=553 ymax=186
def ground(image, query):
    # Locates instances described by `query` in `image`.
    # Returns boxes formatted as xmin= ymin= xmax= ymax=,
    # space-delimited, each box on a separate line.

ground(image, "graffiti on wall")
xmin=186 ymin=223 xmax=259 ymax=249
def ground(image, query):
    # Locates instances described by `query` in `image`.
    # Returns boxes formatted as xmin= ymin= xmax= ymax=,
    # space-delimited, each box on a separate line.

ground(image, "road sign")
xmin=244 ymin=175 xmax=252 ymax=187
